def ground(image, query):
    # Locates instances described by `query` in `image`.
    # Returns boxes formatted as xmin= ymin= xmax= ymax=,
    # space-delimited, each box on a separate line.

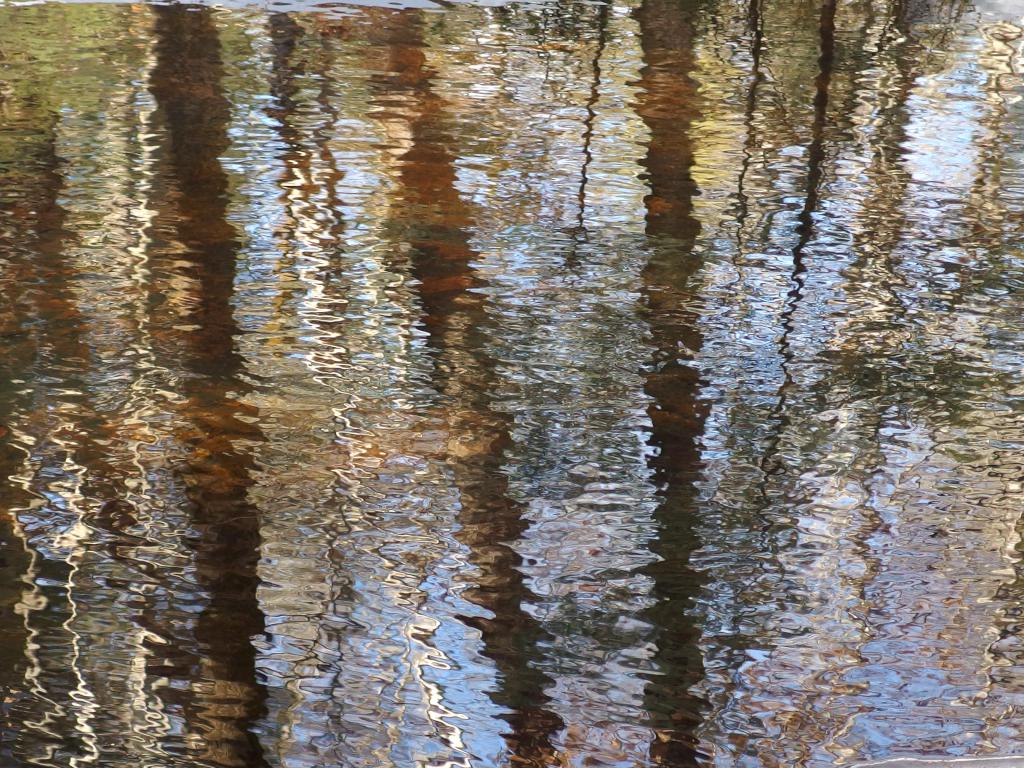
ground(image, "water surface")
xmin=0 ymin=0 xmax=1023 ymax=765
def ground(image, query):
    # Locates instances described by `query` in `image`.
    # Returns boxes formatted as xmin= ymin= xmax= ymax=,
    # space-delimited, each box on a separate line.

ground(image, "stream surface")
xmin=0 ymin=0 xmax=1023 ymax=765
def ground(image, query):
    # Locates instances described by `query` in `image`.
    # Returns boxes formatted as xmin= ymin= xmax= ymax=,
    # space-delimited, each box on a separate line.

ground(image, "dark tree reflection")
xmin=149 ymin=8 xmax=269 ymax=765
xmin=634 ymin=0 xmax=709 ymax=763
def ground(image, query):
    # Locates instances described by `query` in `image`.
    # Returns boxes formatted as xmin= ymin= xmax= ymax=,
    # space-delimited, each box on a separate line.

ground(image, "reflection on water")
xmin=0 ymin=0 xmax=1022 ymax=765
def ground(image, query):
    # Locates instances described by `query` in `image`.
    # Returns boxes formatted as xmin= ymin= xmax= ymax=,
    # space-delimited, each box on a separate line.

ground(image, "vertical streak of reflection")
xmin=760 ymin=0 xmax=837 ymax=481
xmin=0 ymin=102 xmax=107 ymax=767
xmin=572 ymin=0 xmax=609 ymax=242
xmin=0 ymin=21 xmax=183 ymax=759
xmin=149 ymin=8 xmax=269 ymax=765
xmin=734 ymin=0 xmax=764 ymax=249
xmin=369 ymin=12 xmax=566 ymax=764
xmin=634 ymin=0 xmax=708 ymax=763
xmin=261 ymin=14 xmax=358 ymax=761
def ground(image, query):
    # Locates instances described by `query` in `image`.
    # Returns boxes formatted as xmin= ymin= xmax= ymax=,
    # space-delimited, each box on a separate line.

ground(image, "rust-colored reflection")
xmin=634 ymin=0 xmax=708 ymax=763
xmin=368 ymin=11 xmax=565 ymax=765
xmin=148 ymin=8 xmax=268 ymax=765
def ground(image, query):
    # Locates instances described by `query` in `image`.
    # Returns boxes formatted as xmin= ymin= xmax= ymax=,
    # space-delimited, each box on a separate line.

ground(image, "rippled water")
xmin=0 ymin=0 xmax=1022 ymax=765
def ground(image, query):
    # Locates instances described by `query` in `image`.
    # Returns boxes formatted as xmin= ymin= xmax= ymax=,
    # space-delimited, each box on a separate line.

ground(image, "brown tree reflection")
xmin=148 ymin=8 xmax=269 ymax=765
xmin=634 ymin=0 xmax=708 ymax=763
xmin=368 ymin=11 xmax=566 ymax=765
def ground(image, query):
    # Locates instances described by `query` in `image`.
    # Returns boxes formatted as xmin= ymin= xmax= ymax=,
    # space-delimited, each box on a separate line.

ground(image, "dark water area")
xmin=0 ymin=0 xmax=1022 ymax=765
